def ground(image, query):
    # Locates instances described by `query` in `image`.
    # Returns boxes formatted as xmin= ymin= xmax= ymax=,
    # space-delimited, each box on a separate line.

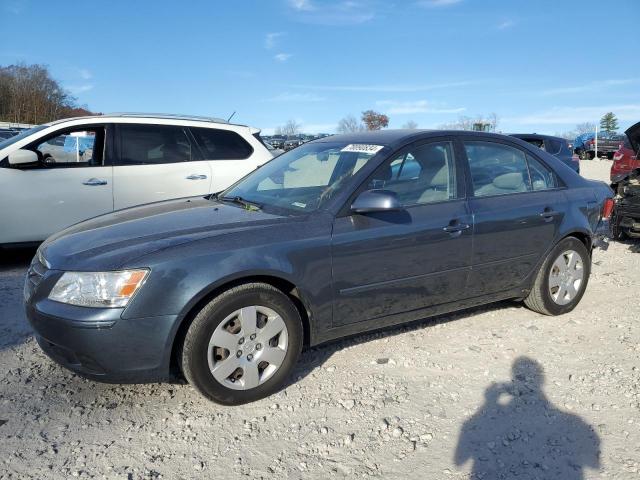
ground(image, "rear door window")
xmin=527 ymin=155 xmax=559 ymax=191
xmin=119 ymin=125 xmax=193 ymax=165
xmin=464 ymin=141 xmax=532 ymax=197
xmin=190 ymin=127 xmax=253 ymax=160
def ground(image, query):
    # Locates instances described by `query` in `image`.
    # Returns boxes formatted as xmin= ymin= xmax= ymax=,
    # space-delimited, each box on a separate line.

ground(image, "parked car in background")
xmin=0 ymin=128 xmax=19 ymax=141
xmin=25 ymin=129 xmax=612 ymax=405
xmin=268 ymin=136 xmax=286 ymax=150
xmin=0 ymin=113 xmax=272 ymax=245
xmin=283 ymin=138 xmax=303 ymax=151
xmin=510 ymin=133 xmax=580 ymax=173
xmin=264 ymin=141 xmax=285 ymax=157
xmin=610 ymin=136 xmax=639 ymax=181
xmin=610 ymin=122 xmax=640 ymax=239
xmin=574 ymin=132 xmax=624 ymax=160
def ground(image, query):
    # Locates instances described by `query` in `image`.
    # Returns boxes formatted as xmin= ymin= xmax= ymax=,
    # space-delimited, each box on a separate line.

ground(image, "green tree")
xmin=599 ymin=112 xmax=619 ymax=134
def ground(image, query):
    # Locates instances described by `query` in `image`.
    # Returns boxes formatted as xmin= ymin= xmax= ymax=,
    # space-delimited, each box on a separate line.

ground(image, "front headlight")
xmin=48 ymin=270 xmax=149 ymax=308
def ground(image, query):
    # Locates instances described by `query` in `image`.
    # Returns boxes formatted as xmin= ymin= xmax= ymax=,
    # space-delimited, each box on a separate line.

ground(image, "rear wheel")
xmin=181 ymin=283 xmax=303 ymax=405
xmin=524 ymin=237 xmax=591 ymax=315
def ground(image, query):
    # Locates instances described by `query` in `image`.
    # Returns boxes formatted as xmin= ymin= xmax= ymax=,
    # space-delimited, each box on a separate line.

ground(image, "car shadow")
xmin=453 ymin=356 xmax=601 ymax=479
xmin=0 ymin=247 xmax=36 ymax=351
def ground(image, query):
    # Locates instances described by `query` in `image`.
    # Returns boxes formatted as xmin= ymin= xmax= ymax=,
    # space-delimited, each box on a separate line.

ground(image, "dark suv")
xmin=510 ymin=134 xmax=579 ymax=173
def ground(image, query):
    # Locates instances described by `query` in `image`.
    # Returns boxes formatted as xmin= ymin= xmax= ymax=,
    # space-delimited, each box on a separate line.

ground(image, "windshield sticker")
xmin=341 ymin=144 xmax=384 ymax=155
xmin=292 ymin=202 xmax=307 ymax=209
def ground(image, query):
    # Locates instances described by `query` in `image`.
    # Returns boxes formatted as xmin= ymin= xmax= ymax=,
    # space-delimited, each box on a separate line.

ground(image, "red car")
xmin=610 ymin=137 xmax=640 ymax=181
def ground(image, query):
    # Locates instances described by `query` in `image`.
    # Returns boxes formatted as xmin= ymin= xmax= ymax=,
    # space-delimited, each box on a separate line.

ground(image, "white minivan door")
xmin=0 ymin=125 xmax=114 ymax=244
xmin=113 ymin=124 xmax=212 ymax=210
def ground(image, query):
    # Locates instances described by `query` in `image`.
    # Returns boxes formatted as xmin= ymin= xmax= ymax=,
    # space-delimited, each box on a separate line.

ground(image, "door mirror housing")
xmin=351 ymin=190 xmax=402 ymax=214
xmin=8 ymin=149 xmax=38 ymax=166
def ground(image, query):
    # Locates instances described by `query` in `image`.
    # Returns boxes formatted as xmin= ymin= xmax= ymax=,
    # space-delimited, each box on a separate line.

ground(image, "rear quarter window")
xmin=190 ymin=127 xmax=253 ymax=160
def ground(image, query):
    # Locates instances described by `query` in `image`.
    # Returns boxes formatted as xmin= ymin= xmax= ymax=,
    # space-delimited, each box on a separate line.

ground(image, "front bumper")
xmin=24 ymin=259 xmax=179 ymax=383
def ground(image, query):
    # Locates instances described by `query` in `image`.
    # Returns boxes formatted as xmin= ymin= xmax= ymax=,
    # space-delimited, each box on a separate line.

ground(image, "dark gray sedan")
xmin=25 ymin=130 xmax=612 ymax=404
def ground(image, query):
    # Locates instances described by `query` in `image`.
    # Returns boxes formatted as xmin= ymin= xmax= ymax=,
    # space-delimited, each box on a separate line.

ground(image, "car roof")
xmin=312 ymin=129 xmax=521 ymax=148
xmin=44 ymin=112 xmax=250 ymax=129
xmin=510 ymin=133 xmax=567 ymax=142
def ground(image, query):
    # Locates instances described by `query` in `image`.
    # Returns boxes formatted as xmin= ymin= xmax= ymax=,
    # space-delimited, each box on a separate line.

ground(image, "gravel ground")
xmin=1 ymin=159 xmax=638 ymax=479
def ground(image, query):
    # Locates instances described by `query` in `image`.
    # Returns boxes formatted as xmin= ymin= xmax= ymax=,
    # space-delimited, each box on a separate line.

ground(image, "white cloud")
xmin=67 ymin=84 xmax=94 ymax=94
xmin=274 ymin=53 xmax=293 ymax=62
xmin=288 ymin=80 xmax=472 ymax=93
xmin=416 ymin=0 xmax=462 ymax=7
xmin=505 ymin=104 xmax=640 ymax=126
xmin=78 ymin=68 xmax=92 ymax=80
xmin=287 ymin=0 xmax=376 ymax=26
xmin=376 ymin=100 xmax=465 ymax=115
xmin=497 ymin=19 xmax=515 ymax=29
xmin=265 ymin=32 xmax=285 ymax=50
xmin=540 ymin=79 xmax=638 ymax=96
xmin=289 ymin=0 xmax=314 ymax=11
xmin=264 ymin=92 xmax=325 ymax=102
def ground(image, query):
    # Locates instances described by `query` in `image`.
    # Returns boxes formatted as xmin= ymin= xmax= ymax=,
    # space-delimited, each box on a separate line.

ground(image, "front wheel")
xmin=524 ymin=237 xmax=591 ymax=315
xmin=181 ymin=283 xmax=303 ymax=405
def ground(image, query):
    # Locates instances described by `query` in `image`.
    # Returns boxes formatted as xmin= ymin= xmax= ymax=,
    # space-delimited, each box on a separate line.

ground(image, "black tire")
xmin=588 ymin=151 xmax=596 ymax=160
xmin=181 ymin=283 xmax=303 ymax=405
xmin=524 ymin=237 xmax=591 ymax=316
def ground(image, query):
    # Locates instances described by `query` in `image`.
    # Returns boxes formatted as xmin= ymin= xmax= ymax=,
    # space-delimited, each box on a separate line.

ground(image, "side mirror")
xmin=351 ymin=190 xmax=402 ymax=214
xmin=8 ymin=149 xmax=38 ymax=166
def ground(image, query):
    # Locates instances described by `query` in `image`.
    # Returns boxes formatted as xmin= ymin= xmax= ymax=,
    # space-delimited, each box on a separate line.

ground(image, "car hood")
xmin=40 ymin=197 xmax=296 ymax=271
xmin=625 ymin=122 xmax=640 ymax=155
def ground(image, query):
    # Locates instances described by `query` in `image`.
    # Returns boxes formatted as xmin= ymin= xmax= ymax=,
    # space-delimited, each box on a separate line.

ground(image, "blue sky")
xmin=1 ymin=0 xmax=639 ymax=135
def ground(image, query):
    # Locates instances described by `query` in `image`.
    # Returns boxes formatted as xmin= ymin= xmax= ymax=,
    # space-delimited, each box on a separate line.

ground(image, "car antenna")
xmin=227 ymin=111 xmax=236 ymax=123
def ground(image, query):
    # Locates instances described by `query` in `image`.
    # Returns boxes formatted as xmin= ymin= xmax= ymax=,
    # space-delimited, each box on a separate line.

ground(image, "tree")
xmin=361 ymin=110 xmax=389 ymax=130
xmin=337 ymin=114 xmax=364 ymax=133
xmin=440 ymin=113 xmax=498 ymax=132
xmin=279 ymin=119 xmax=301 ymax=136
xmin=402 ymin=120 xmax=418 ymax=129
xmin=600 ymin=112 xmax=619 ymax=134
xmin=0 ymin=63 xmax=95 ymax=124
xmin=575 ymin=122 xmax=596 ymax=135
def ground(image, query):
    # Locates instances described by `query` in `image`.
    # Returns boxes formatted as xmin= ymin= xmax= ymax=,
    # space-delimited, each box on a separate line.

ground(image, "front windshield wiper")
xmin=218 ymin=195 xmax=262 ymax=211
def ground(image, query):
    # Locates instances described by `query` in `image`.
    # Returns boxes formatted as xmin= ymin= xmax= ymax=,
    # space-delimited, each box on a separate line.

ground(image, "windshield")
xmin=0 ymin=125 xmax=48 ymax=150
xmin=221 ymin=141 xmax=384 ymax=213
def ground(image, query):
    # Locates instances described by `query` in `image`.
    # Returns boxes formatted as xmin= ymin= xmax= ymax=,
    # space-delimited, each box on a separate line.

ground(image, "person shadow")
xmin=454 ymin=357 xmax=601 ymax=479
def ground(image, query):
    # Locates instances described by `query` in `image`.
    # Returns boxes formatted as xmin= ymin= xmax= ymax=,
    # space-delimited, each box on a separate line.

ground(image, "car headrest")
xmin=493 ymin=172 xmax=524 ymax=190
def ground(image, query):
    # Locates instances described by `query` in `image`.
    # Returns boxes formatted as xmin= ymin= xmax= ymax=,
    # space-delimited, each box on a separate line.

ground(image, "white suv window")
xmin=119 ymin=125 xmax=194 ymax=165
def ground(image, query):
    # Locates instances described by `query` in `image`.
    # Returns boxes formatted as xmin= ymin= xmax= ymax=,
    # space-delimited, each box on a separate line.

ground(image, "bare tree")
xmin=279 ymin=119 xmax=301 ymax=136
xmin=0 ymin=63 xmax=95 ymax=124
xmin=575 ymin=122 xmax=596 ymax=135
xmin=337 ymin=114 xmax=364 ymax=133
xmin=361 ymin=110 xmax=389 ymax=131
xmin=402 ymin=120 xmax=418 ymax=129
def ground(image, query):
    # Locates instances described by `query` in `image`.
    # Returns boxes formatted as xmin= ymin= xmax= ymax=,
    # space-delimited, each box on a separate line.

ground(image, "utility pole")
xmin=594 ymin=124 xmax=598 ymax=160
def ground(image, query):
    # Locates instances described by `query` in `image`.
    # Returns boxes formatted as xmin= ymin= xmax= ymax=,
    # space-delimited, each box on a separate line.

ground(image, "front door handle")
xmin=82 ymin=178 xmax=107 ymax=186
xmin=186 ymin=174 xmax=208 ymax=180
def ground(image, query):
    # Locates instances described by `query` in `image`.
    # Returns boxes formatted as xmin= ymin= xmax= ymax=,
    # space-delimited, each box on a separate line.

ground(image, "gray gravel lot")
xmin=1 ymin=159 xmax=639 ymax=479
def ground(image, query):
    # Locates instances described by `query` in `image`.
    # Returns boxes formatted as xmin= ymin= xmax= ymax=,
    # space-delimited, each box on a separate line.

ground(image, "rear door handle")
xmin=82 ymin=178 xmax=107 ymax=186
xmin=539 ymin=209 xmax=561 ymax=220
xmin=443 ymin=223 xmax=471 ymax=234
xmin=186 ymin=174 xmax=208 ymax=180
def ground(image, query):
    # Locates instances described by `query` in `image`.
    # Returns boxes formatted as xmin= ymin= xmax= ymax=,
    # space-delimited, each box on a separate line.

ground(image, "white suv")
xmin=0 ymin=114 xmax=273 ymax=245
